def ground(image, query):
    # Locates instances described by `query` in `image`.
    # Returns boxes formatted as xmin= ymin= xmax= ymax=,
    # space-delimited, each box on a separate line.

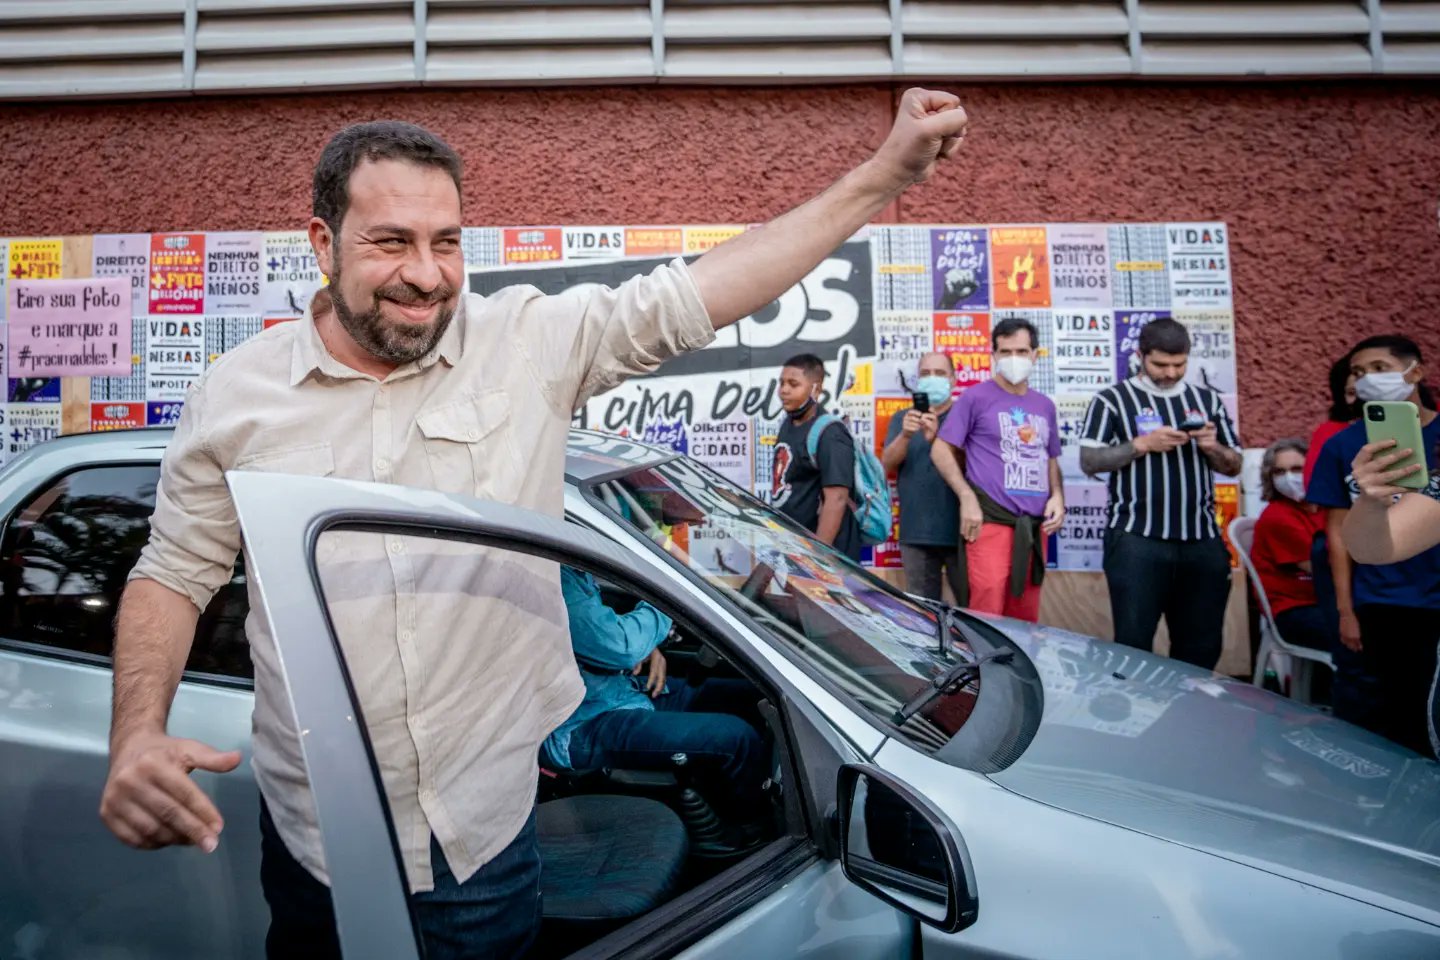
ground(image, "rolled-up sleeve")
xmin=128 ymin=381 xmax=242 ymax=611
xmin=518 ymin=257 xmax=715 ymax=413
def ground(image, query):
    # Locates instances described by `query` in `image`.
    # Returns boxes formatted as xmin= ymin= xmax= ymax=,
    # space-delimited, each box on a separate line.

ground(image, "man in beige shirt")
xmin=100 ymin=90 xmax=970 ymax=958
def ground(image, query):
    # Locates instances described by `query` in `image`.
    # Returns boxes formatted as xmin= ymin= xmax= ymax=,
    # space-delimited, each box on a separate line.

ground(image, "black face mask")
xmin=788 ymin=396 xmax=816 ymax=421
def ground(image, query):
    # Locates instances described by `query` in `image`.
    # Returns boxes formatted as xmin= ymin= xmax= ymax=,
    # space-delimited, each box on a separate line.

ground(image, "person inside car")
xmin=544 ymin=567 xmax=768 ymax=853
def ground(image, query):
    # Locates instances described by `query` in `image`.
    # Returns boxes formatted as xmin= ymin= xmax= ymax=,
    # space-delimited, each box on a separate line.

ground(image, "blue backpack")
xmin=804 ymin=413 xmax=892 ymax=546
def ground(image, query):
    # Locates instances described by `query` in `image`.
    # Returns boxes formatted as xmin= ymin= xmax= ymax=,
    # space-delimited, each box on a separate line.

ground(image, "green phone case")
xmin=1362 ymin=401 xmax=1430 ymax=491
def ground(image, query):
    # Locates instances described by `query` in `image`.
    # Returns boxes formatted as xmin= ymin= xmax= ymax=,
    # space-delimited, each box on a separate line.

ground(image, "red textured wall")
xmin=2 ymin=81 xmax=1437 ymax=445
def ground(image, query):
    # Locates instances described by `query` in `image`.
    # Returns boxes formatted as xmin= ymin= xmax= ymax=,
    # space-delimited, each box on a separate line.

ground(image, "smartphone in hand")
xmin=1363 ymin=401 xmax=1429 ymax=491
xmin=1178 ymin=409 xmax=1209 ymax=432
xmin=912 ymin=391 xmax=931 ymax=414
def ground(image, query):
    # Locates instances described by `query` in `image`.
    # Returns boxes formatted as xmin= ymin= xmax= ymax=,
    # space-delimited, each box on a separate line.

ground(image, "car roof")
xmin=0 ymin=426 xmax=675 ymax=487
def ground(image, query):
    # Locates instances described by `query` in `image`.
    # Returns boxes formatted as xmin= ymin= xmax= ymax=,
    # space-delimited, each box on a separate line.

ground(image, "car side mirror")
xmin=837 ymin=763 xmax=979 ymax=933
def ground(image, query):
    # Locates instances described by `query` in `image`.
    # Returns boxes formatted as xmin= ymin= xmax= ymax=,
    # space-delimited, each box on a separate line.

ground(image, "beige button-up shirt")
xmin=130 ymin=260 xmax=713 ymax=891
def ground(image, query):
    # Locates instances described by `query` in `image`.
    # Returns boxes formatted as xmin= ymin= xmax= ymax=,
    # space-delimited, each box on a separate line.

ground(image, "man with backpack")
xmin=931 ymin=317 xmax=1065 ymax=621
xmin=772 ymin=353 xmax=888 ymax=561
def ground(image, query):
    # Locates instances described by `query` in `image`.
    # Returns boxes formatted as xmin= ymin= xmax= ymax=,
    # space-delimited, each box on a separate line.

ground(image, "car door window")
xmin=0 ymin=464 xmax=252 ymax=680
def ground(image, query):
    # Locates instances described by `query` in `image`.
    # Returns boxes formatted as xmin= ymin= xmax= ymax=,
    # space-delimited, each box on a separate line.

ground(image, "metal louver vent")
xmin=0 ymin=0 xmax=1433 ymax=99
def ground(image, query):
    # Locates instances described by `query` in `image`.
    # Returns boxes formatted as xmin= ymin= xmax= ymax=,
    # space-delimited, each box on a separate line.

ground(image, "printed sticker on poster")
xmin=1166 ymin=222 xmax=1232 ymax=309
xmin=838 ymin=394 xmax=874 ymax=459
xmin=9 ymin=378 xmax=60 ymax=404
xmin=691 ymin=418 xmax=753 ymax=488
xmin=933 ymin=312 xmax=990 ymax=391
xmin=871 ymin=226 xmax=931 ymax=312
xmin=461 ymin=227 xmax=502 ymax=268
xmin=206 ymin=315 xmax=264 ymax=365
xmin=263 ymin=231 xmax=324 ymax=318
xmin=874 ymin=396 xmax=913 ymax=460
xmin=502 ymin=228 xmax=563 ymax=265
xmin=683 ymin=226 xmax=744 ymax=255
xmin=147 ymin=401 xmax=184 ymax=426
xmin=1108 ymin=225 xmax=1171 ymax=308
xmin=562 ymin=227 xmax=626 ymax=261
xmin=624 ymin=228 xmax=683 ymax=258
xmin=1113 ymin=309 xmax=1170 ymax=380
xmin=92 ymin=234 xmax=151 ymax=314
xmin=7 ymin=238 xmax=62 ymax=282
xmin=640 ymin=416 xmax=688 ymax=454
xmin=875 ymin=312 xmax=932 ymax=395
xmin=1054 ymin=395 xmax=1093 ymax=480
xmin=7 ymin=277 xmax=131 ymax=376
xmin=842 ymin=361 xmax=873 ymax=398
xmin=1048 ymin=482 xmax=1108 ymax=571
xmin=930 ymin=227 xmax=988 ymax=312
xmin=1051 ymin=310 xmax=1115 ymax=393
xmin=148 ymin=233 xmax=205 ymax=314
xmin=1048 ymin=224 xmax=1111 ymax=308
xmin=990 ymin=227 xmax=1051 ymax=308
xmin=1177 ymin=310 xmax=1237 ymax=395
xmin=205 ymin=232 xmax=264 ymax=315
xmin=146 ymin=316 xmax=204 ymax=401
xmin=91 ymin=401 xmax=146 ymax=431
xmin=91 ymin=320 xmax=147 ymax=403
xmin=5 ymin=403 xmax=61 ymax=461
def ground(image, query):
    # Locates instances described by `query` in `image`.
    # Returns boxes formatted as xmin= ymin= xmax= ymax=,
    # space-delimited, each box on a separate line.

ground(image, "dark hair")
xmin=1137 ymin=317 xmax=1191 ymax=357
xmin=992 ymin=316 xmax=1039 ymax=350
xmin=782 ymin=353 xmax=826 ymax=382
xmin=1326 ymin=352 xmax=1359 ymax=423
xmin=313 ymin=121 xmax=463 ymax=233
xmin=1260 ymin=437 xmax=1308 ymax=502
xmin=1349 ymin=334 xmax=1423 ymax=367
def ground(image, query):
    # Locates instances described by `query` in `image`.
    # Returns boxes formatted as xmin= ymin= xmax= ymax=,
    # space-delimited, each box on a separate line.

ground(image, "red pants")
xmin=966 ymin=522 xmax=1044 ymax=622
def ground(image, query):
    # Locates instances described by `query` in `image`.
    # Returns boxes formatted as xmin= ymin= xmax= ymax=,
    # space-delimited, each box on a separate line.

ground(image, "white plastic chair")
xmin=1229 ymin=514 xmax=1335 ymax=705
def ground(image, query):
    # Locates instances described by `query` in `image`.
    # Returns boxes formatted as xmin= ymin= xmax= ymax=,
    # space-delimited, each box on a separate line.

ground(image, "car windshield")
xmin=587 ymin=455 xmax=979 ymax=752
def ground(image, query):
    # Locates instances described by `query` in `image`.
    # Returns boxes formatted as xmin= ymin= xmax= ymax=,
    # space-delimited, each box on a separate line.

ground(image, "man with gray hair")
xmin=100 ymin=92 xmax=971 ymax=959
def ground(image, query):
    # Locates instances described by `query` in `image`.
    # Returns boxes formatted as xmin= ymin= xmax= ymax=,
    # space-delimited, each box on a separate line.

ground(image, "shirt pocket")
xmin=415 ymin=390 xmax=521 ymax=502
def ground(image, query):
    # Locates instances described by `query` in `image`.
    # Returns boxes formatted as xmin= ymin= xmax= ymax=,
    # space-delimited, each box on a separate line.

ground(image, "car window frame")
xmin=230 ymin=468 xmax=874 ymax=960
xmin=0 ymin=460 xmax=255 ymax=691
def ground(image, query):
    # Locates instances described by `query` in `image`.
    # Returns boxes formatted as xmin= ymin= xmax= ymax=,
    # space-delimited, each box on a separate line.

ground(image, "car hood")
xmin=986 ymin=620 xmax=1440 ymax=922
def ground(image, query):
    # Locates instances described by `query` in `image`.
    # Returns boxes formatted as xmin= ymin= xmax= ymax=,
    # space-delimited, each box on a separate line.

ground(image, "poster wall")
xmin=0 ymin=223 xmax=1235 ymax=568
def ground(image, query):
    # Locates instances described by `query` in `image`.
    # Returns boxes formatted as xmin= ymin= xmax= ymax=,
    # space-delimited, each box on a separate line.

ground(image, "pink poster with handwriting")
xmin=7 ymin=277 xmax=132 ymax=376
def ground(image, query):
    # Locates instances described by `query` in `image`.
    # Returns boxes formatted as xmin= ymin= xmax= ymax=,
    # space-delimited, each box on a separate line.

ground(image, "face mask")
xmin=788 ymin=394 xmax=817 ymax=421
xmin=995 ymin=356 xmax=1034 ymax=385
xmin=1273 ymin=472 xmax=1306 ymax=502
xmin=916 ymin=376 xmax=952 ymax=408
xmin=1354 ymin=363 xmax=1417 ymax=403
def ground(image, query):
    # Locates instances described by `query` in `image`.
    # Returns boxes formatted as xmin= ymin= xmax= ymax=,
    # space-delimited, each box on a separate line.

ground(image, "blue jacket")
xmin=543 ymin=567 xmax=673 ymax=769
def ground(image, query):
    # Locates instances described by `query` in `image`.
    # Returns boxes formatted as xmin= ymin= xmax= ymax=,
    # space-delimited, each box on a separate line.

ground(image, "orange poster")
xmin=874 ymin=396 xmax=912 ymax=460
xmin=1215 ymin=483 xmax=1240 ymax=568
xmin=990 ymin=226 xmax=1051 ymax=308
xmin=625 ymin=227 xmax=684 ymax=257
xmin=502 ymin=227 xmax=562 ymax=264
xmin=683 ymin=226 xmax=743 ymax=254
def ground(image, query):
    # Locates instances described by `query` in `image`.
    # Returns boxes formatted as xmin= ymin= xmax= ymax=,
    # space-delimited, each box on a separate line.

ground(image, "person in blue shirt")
xmin=542 ymin=567 xmax=767 ymax=820
xmin=1308 ymin=334 xmax=1440 ymax=758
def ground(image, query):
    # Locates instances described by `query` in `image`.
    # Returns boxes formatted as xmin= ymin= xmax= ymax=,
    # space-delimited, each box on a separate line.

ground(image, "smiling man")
xmin=101 ymin=92 xmax=970 ymax=960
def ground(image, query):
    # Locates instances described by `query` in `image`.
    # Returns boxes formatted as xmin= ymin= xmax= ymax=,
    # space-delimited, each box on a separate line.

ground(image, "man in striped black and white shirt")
xmin=1079 ymin=318 xmax=1242 ymax=668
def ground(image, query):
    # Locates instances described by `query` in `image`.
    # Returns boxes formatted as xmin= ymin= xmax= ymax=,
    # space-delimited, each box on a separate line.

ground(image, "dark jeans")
xmin=1311 ymin=532 xmax=1382 ymax=729
xmin=259 ymin=797 xmax=541 ymax=960
xmin=899 ymin=543 xmax=964 ymax=602
xmin=1354 ymin=604 xmax=1440 ymax=758
xmin=1273 ymin=604 xmax=1334 ymax=703
xmin=565 ymin=678 xmax=765 ymax=817
xmin=1103 ymin=529 xmax=1230 ymax=669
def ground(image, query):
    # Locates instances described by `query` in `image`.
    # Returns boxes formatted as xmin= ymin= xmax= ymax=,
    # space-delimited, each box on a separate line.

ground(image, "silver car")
xmin=2 ymin=429 xmax=1438 ymax=960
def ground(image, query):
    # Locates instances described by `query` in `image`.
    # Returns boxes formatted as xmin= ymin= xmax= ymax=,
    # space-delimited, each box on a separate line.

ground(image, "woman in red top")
xmin=1253 ymin=438 xmax=1334 ymax=650
xmin=1303 ymin=356 xmax=1358 ymax=487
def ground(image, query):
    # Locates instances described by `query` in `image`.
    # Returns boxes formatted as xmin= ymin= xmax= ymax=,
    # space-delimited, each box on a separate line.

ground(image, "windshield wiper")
xmin=891 ymin=650 xmax=1015 ymax=726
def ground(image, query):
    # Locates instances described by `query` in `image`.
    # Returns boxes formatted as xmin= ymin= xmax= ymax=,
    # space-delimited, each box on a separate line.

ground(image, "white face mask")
xmin=1273 ymin=472 xmax=1306 ymax=502
xmin=995 ymin=355 xmax=1034 ymax=385
xmin=1354 ymin=362 xmax=1417 ymax=403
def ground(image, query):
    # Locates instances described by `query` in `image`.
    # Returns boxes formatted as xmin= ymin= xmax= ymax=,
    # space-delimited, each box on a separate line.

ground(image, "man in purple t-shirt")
xmin=931 ymin=316 xmax=1065 ymax=621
